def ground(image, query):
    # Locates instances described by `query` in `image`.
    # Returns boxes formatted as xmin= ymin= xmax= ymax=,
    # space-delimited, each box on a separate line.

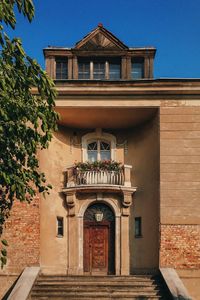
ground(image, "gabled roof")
xmin=74 ymin=24 xmax=128 ymax=50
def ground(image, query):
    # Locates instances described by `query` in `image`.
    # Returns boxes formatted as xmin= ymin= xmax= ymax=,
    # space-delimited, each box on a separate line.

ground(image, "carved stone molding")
xmin=121 ymin=189 xmax=136 ymax=216
xmin=65 ymin=191 xmax=76 ymax=216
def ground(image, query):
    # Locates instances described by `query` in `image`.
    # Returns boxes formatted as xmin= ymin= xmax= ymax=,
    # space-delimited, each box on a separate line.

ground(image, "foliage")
xmin=73 ymin=160 xmax=123 ymax=174
xmin=0 ymin=0 xmax=59 ymax=268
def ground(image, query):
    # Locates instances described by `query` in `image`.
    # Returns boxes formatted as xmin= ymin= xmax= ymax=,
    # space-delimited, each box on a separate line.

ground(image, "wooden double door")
xmin=84 ymin=221 xmax=115 ymax=275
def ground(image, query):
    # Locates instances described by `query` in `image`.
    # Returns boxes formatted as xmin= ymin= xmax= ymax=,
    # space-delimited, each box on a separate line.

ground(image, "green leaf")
xmin=1 ymin=240 xmax=8 ymax=247
xmin=1 ymin=256 xmax=7 ymax=265
xmin=1 ymin=249 xmax=7 ymax=257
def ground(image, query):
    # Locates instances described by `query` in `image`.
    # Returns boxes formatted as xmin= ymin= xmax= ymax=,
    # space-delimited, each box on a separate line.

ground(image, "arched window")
xmin=82 ymin=131 xmax=116 ymax=162
xmin=87 ymin=140 xmax=111 ymax=162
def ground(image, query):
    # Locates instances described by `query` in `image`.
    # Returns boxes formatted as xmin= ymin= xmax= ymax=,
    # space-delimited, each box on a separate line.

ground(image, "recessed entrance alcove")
xmin=83 ymin=202 xmax=115 ymax=275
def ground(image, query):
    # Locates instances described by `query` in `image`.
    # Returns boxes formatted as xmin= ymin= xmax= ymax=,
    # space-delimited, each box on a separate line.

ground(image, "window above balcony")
xmin=87 ymin=140 xmax=111 ymax=162
xmin=82 ymin=130 xmax=116 ymax=162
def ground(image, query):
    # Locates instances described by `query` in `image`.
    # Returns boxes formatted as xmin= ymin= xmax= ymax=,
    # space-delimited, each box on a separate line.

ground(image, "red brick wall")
xmin=160 ymin=224 xmax=200 ymax=269
xmin=1 ymin=197 xmax=40 ymax=273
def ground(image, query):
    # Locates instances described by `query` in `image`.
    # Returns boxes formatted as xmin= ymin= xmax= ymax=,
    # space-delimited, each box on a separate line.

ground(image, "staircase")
xmin=29 ymin=274 xmax=172 ymax=300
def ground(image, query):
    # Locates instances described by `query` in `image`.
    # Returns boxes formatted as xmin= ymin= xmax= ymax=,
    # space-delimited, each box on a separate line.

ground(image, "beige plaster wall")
xmin=38 ymin=126 xmax=127 ymax=273
xmin=39 ymin=117 xmax=159 ymax=273
xmin=126 ymin=115 xmax=159 ymax=271
xmin=39 ymin=126 xmax=73 ymax=273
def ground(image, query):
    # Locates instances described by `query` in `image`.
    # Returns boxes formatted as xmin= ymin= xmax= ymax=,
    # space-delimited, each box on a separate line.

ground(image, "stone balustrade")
xmin=66 ymin=164 xmax=132 ymax=188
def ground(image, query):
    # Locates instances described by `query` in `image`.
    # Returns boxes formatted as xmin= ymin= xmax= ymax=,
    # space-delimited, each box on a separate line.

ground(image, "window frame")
xmin=55 ymin=57 xmax=68 ymax=80
xmin=131 ymin=57 xmax=144 ymax=80
xmin=78 ymin=57 xmax=121 ymax=80
xmin=87 ymin=140 xmax=111 ymax=162
xmin=82 ymin=131 xmax=116 ymax=162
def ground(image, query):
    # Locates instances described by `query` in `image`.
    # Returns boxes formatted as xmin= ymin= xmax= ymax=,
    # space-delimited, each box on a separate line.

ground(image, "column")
xmin=120 ymin=214 xmax=130 ymax=275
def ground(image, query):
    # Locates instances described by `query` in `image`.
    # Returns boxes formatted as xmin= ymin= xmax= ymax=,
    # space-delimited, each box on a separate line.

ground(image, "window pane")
xmin=93 ymin=62 xmax=105 ymax=79
xmin=88 ymin=142 xmax=97 ymax=150
xmin=109 ymin=63 xmax=121 ymax=80
xmin=87 ymin=141 xmax=111 ymax=161
xmin=100 ymin=151 xmax=111 ymax=161
xmin=56 ymin=59 xmax=68 ymax=79
xmin=57 ymin=217 xmax=64 ymax=236
xmin=100 ymin=142 xmax=111 ymax=160
xmin=87 ymin=142 xmax=97 ymax=161
xmin=135 ymin=217 xmax=142 ymax=237
xmin=131 ymin=59 xmax=144 ymax=79
xmin=100 ymin=142 xmax=110 ymax=150
xmin=88 ymin=151 xmax=97 ymax=162
xmin=78 ymin=62 xmax=90 ymax=79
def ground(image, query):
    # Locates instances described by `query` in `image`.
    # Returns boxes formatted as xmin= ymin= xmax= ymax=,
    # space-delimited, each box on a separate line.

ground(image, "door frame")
xmin=76 ymin=199 xmax=126 ymax=275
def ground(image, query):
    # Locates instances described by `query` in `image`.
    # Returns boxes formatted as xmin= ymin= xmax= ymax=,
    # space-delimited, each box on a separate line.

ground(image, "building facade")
xmin=0 ymin=25 xmax=200 ymax=299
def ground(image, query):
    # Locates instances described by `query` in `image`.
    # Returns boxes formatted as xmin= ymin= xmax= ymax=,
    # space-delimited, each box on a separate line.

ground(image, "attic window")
xmin=56 ymin=57 xmax=68 ymax=79
xmin=78 ymin=61 xmax=90 ymax=79
xmin=131 ymin=58 xmax=144 ymax=79
xmin=109 ymin=59 xmax=121 ymax=80
xmin=93 ymin=61 xmax=105 ymax=79
xmin=78 ymin=58 xmax=121 ymax=80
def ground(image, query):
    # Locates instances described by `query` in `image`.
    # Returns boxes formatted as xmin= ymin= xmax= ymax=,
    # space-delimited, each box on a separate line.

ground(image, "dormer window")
xmin=56 ymin=57 xmax=68 ymax=79
xmin=131 ymin=58 xmax=144 ymax=79
xmin=109 ymin=62 xmax=121 ymax=80
xmin=78 ymin=60 xmax=90 ymax=79
xmin=93 ymin=62 xmax=105 ymax=79
xmin=78 ymin=58 xmax=121 ymax=80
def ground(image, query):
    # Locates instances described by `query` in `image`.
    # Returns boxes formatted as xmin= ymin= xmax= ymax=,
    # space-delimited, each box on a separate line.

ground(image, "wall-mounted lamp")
xmin=95 ymin=211 xmax=104 ymax=222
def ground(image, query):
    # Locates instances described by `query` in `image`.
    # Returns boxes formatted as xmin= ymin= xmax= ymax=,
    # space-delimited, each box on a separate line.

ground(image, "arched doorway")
xmin=83 ymin=202 xmax=115 ymax=275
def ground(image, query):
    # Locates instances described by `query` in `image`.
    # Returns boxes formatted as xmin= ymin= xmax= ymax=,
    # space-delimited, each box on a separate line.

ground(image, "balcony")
xmin=65 ymin=161 xmax=133 ymax=192
xmin=63 ymin=161 xmax=137 ymax=216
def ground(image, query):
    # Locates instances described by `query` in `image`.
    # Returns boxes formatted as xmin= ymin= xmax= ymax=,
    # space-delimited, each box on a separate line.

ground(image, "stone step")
xmin=33 ymin=287 xmax=160 ymax=293
xmin=29 ymin=274 xmax=171 ymax=300
xmin=35 ymin=282 xmax=161 ymax=289
xmin=31 ymin=297 xmax=164 ymax=300
xmin=31 ymin=291 xmax=162 ymax=297
xmin=37 ymin=275 xmax=156 ymax=282
xmin=39 ymin=274 xmax=153 ymax=280
xmin=37 ymin=279 xmax=158 ymax=286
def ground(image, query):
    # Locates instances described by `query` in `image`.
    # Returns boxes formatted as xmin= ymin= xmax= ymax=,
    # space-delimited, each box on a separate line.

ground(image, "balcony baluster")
xmin=66 ymin=164 xmax=132 ymax=188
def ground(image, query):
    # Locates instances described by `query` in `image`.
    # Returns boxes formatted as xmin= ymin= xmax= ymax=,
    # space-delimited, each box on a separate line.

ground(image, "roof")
xmin=74 ymin=24 xmax=129 ymax=50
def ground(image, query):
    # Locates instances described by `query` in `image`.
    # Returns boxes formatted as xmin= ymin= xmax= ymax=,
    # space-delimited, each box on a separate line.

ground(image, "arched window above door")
xmin=82 ymin=130 xmax=116 ymax=162
xmin=87 ymin=140 xmax=111 ymax=162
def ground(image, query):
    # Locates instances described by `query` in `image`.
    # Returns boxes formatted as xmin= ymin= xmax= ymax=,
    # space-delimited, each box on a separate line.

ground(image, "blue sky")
xmin=7 ymin=0 xmax=200 ymax=78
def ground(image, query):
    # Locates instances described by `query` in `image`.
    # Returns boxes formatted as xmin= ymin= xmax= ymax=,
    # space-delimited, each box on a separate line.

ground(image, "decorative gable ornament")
xmin=75 ymin=24 xmax=128 ymax=50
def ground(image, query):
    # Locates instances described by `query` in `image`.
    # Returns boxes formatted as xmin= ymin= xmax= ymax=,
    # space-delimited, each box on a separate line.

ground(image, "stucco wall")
xmin=38 ymin=127 xmax=73 ymax=274
xmin=125 ymin=114 xmax=160 ymax=271
xmin=38 ymin=117 xmax=159 ymax=273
